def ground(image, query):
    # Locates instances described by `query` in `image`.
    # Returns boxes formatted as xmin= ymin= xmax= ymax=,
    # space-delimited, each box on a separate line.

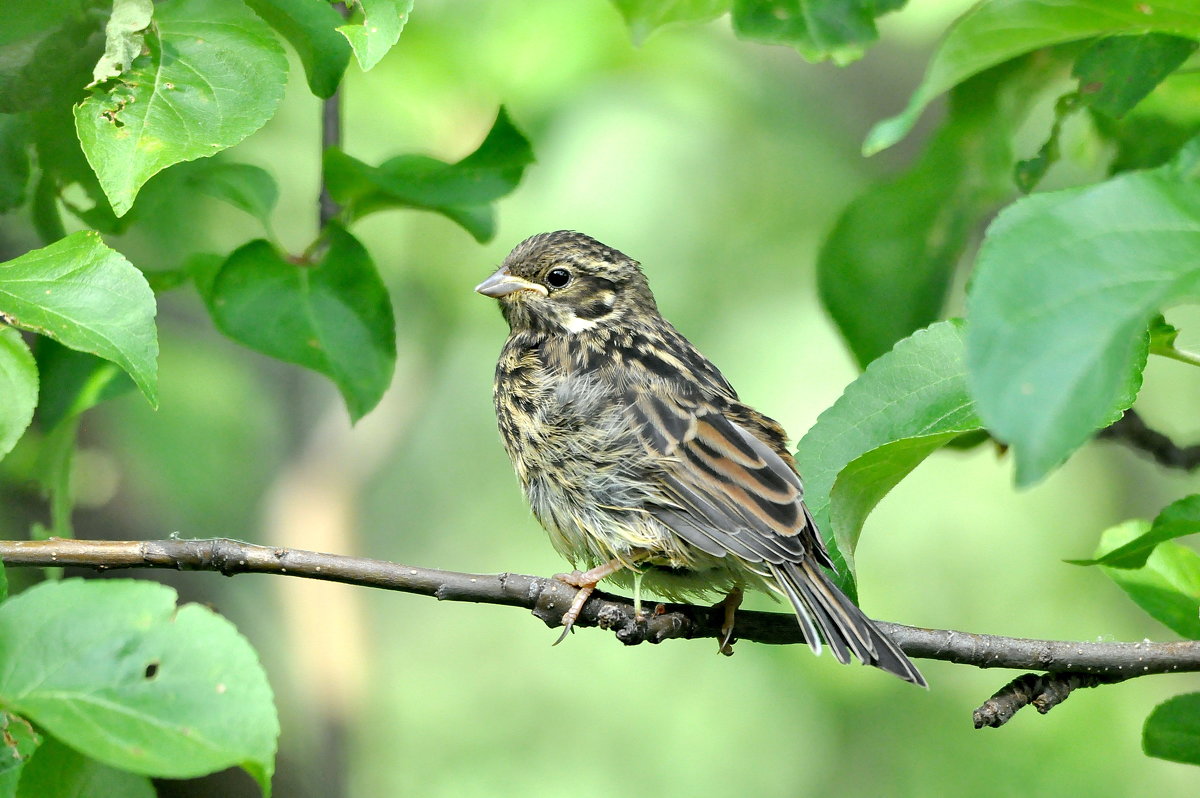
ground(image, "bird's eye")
xmin=545 ymin=268 xmax=571 ymax=289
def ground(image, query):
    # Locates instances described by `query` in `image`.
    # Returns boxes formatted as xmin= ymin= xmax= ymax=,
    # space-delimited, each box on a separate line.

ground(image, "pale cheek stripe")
xmin=562 ymin=315 xmax=601 ymax=333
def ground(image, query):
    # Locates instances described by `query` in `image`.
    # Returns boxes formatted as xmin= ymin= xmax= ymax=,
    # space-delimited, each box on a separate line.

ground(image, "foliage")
xmin=1 ymin=0 xmax=1200 ymax=793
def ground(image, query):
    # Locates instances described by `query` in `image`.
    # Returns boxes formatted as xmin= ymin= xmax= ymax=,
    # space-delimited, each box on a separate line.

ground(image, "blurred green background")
xmin=5 ymin=1 xmax=1200 ymax=795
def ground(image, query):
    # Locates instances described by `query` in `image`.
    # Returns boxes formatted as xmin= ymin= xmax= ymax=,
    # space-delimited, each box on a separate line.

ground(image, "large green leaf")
xmin=74 ymin=0 xmax=288 ymax=215
xmin=0 ymin=328 xmax=37 ymax=464
xmin=1074 ymin=33 xmax=1198 ymax=119
xmin=207 ymin=224 xmax=395 ymax=421
xmin=1072 ymin=494 xmax=1200 ymax=569
xmin=244 ymin=0 xmax=351 ymax=98
xmin=965 ymin=141 xmax=1200 ymax=486
xmin=796 ymin=320 xmax=980 ymax=592
xmin=1096 ymin=520 xmax=1200 ymax=639
xmin=15 ymin=735 xmax=153 ymax=798
xmin=337 ymin=0 xmax=413 ymax=71
xmin=0 ymin=579 xmax=278 ymax=793
xmin=0 ymin=232 xmax=157 ymax=405
xmin=325 ymin=107 xmax=534 ymax=242
xmin=732 ymin=0 xmax=905 ymax=64
xmin=611 ymin=0 xmax=729 ymax=44
xmin=819 ymin=60 xmax=1045 ymax=366
xmin=865 ymin=0 xmax=1200 ymax=155
xmin=1145 ymin=693 xmax=1200 ymax=767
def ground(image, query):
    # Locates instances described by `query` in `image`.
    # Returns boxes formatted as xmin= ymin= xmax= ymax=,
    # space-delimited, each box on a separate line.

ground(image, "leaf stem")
xmin=1152 ymin=344 xmax=1200 ymax=368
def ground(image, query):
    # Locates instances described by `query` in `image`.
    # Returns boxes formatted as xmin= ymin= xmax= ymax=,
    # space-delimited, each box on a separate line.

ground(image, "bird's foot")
xmin=716 ymin=587 xmax=744 ymax=656
xmin=551 ymin=558 xmax=629 ymax=645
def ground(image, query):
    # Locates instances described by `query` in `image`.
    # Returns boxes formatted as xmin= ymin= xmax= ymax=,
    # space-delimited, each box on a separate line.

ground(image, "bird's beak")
xmin=474 ymin=268 xmax=548 ymax=298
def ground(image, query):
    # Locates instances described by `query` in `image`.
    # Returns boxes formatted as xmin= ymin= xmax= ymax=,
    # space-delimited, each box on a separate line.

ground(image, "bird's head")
xmin=475 ymin=231 xmax=658 ymax=334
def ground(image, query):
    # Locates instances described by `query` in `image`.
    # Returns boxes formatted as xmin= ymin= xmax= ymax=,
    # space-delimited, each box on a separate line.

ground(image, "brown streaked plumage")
xmin=477 ymin=230 xmax=925 ymax=686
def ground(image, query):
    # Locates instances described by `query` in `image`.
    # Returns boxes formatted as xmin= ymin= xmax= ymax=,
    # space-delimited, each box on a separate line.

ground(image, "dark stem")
xmin=317 ymin=3 xmax=350 ymax=231
xmin=318 ymin=83 xmax=342 ymax=230
xmin=1098 ymin=409 xmax=1200 ymax=471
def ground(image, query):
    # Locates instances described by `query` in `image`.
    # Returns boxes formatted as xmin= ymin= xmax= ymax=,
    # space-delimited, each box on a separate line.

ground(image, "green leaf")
xmin=0 ymin=711 xmax=39 ymax=797
xmin=88 ymin=0 xmax=153 ymax=86
xmin=819 ymin=61 xmax=1039 ymax=366
xmin=16 ymin=735 xmax=153 ymax=798
xmin=74 ymin=0 xmax=288 ymax=216
xmin=611 ymin=0 xmax=729 ymax=45
xmin=864 ymin=0 xmax=1200 ymax=155
xmin=1145 ymin=693 xmax=1200 ymax=767
xmin=1097 ymin=520 xmax=1200 ymax=639
xmin=0 ymin=10 xmax=103 ymax=114
xmin=1072 ymin=494 xmax=1200 ymax=569
xmin=0 ymin=116 xmax=31 ymax=212
xmin=0 ymin=232 xmax=158 ymax=405
xmin=0 ymin=0 xmax=91 ymax=48
xmin=829 ymin=431 xmax=970 ymax=568
xmin=732 ymin=0 xmax=905 ymax=65
xmin=796 ymin=320 xmax=980 ymax=591
xmin=34 ymin=339 xmax=134 ymax=432
xmin=0 ymin=579 xmax=278 ymax=792
xmin=965 ymin=141 xmax=1200 ymax=486
xmin=208 ymin=224 xmax=395 ymax=421
xmin=1099 ymin=71 xmax=1200 ymax=173
xmin=185 ymin=161 xmax=279 ymax=230
xmin=338 ymin=0 xmax=413 ymax=71
xmin=0 ymin=328 xmax=37 ymax=464
xmin=30 ymin=174 xmax=67 ymax=246
xmin=1074 ymin=33 xmax=1198 ymax=119
xmin=243 ymin=0 xmax=351 ymax=98
xmin=325 ymin=107 xmax=534 ymax=242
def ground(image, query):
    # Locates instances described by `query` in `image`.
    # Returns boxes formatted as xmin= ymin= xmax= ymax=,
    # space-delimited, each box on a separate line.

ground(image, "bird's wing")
xmin=625 ymin=388 xmax=829 ymax=568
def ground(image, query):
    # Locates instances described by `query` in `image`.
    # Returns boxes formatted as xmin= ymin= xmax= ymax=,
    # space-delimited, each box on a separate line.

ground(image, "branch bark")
xmin=7 ymin=537 xmax=1197 ymax=727
xmin=1099 ymin=409 xmax=1200 ymax=471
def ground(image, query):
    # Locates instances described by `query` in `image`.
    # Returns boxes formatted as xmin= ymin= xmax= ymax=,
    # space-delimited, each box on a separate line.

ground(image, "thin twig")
xmin=1098 ymin=409 xmax=1200 ymax=471
xmin=318 ymin=82 xmax=342 ymax=230
xmin=973 ymin=672 xmax=1123 ymax=728
xmin=5 ymin=538 xmax=1200 ymax=681
xmin=317 ymin=3 xmax=350 ymax=231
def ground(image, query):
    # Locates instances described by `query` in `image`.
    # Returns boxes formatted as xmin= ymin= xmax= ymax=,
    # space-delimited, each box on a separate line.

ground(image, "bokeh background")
xmin=5 ymin=1 xmax=1200 ymax=795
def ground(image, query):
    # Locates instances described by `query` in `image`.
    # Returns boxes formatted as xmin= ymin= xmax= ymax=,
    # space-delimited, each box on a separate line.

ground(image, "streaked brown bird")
xmin=476 ymin=230 xmax=925 ymax=686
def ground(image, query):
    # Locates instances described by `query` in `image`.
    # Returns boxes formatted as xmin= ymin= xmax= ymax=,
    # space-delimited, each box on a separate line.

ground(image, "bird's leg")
xmin=717 ymin=586 xmax=744 ymax=656
xmin=632 ymin=570 xmax=645 ymax=618
xmin=552 ymin=553 xmax=644 ymax=644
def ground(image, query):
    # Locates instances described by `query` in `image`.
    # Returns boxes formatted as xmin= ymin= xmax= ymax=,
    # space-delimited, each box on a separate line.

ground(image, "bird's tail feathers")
xmin=769 ymin=561 xmax=927 ymax=687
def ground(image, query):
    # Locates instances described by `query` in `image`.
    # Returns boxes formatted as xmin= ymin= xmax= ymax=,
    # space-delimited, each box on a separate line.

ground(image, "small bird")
xmin=476 ymin=230 xmax=925 ymax=686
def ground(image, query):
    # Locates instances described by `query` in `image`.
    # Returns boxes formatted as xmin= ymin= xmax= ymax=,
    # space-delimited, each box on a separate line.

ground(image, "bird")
xmin=476 ymin=230 xmax=925 ymax=686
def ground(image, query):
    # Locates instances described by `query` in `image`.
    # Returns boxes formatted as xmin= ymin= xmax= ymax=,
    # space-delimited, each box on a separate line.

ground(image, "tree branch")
xmin=1098 ymin=409 xmax=1200 ymax=471
xmin=972 ymin=672 xmax=1123 ymax=728
xmin=6 ymin=538 xmax=1197 ymax=727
